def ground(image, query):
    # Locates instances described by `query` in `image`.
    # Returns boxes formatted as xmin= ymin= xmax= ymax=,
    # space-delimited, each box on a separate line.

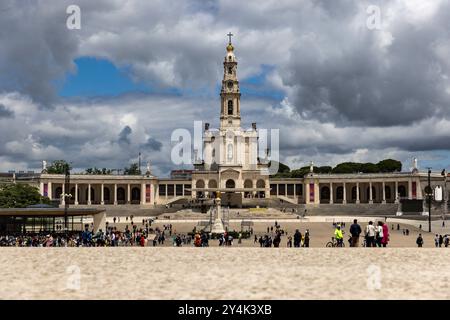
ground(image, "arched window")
xmin=226 ymin=179 xmax=235 ymax=189
xmin=212 ymin=148 xmax=215 ymax=158
xmin=336 ymin=186 xmax=343 ymax=200
xmin=385 ymin=186 xmax=391 ymax=200
xmin=228 ymin=67 xmax=233 ymax=74
xmin=55 ymin=187 xmax=62 ymax=199
xmin=208 ymin=180 xmax=217 ymax=188
xmin=398 ymin=185 xmax=406 ymax=198
xmin=321 ymin=186 xmax=330 ymax=200
xmin=228 ymin=100 xmax=233 ymax=115
xmin=131 ymin=187 xmax=140 ymax=201
xmin=244 ymin=180 xmax=253 ymax=188
xmin=256 ymin=180 xmax=265 ymax=188
xmin=196 ymin=180 xmax=205 ymax=189
xmin=117 ymin=187 xmax=125 ymax=201
xmin=104 ymin=187 xmax=110 ymax=201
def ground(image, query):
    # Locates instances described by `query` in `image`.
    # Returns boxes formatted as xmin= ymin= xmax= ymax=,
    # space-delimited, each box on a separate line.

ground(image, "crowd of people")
xmin=1 ymin=216 xmax=449 ymax=248
xmin=345 ymin=219 xmax=390 ymax=247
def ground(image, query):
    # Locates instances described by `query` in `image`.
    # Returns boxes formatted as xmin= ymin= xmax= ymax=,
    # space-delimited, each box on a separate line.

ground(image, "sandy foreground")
xmin=1 ymin=248 xmax=450 ymax=300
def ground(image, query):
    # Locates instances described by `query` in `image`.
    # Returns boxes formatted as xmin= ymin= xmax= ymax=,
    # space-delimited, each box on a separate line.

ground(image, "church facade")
xmin=36 ymin=38 xmax=449 ymax=211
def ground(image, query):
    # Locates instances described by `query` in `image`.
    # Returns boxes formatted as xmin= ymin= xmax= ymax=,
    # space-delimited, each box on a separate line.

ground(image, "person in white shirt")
xmin=376 ymin=221 xmax=384 ymax=247
xmin=365 ymin=221 xmax=376 ymax=247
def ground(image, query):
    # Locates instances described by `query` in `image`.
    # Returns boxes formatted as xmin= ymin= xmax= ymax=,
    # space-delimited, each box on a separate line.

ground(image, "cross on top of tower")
xmin=227 ymin=32 xmax=233 ymax=44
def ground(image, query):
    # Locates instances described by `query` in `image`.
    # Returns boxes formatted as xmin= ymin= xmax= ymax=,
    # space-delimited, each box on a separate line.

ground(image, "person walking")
xmin=304 ymin=229 xmax=310 ymax=247
xmin=416 ymin=234 xmax=424 ymax=247
xmin=435 ymin=234 xmax=439 ymax=247
xmin=287 ymin=236 xmax=292 ymax=247
xmin=365 ymin=221 xmax=376 ymax=247
xmin=439 ymin=235 xmax=444 ymax=247
xmin=293 ymin=229 xmax=302 ymax=248
xmin=349 ymin=219 xmax=362 ymax=247
xmin=376 ymin=221 xmax=384 ymax=247
xmin=381 ymin=221 xmax=389 ymax=247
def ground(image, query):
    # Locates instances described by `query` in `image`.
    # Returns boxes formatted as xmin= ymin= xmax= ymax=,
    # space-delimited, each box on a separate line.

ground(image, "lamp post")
xmin=64 ymin=165 xmax=71 ymax=235
xmin=443 ymin=169 xmax=448 ymax=224
xmin=427 ymin=168 xmax=432 ymax=233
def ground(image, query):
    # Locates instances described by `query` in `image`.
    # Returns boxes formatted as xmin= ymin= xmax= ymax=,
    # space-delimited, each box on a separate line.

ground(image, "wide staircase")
xmin=299 ymin=203 xmax=400 ymax=216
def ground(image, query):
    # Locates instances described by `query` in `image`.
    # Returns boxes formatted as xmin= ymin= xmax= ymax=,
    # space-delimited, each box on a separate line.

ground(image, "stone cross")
xmin=227 ymin=32 xmax=233 ymax=43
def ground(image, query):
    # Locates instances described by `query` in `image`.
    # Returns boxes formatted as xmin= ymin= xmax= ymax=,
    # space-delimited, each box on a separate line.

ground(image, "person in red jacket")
xmin=381 ymin=222 xmax=389 ymax=247
xmin=140 ymin=235 xmax=146 ymax=247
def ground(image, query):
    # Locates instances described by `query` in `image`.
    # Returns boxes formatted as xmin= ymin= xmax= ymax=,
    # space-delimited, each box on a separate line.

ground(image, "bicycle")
xmin=326 ymin=237 xmax=345 ymax=247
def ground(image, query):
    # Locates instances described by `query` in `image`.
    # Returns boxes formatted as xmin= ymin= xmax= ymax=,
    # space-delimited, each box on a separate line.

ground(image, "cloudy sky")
xmin=1 ymin=0 xmax=450 ymax=176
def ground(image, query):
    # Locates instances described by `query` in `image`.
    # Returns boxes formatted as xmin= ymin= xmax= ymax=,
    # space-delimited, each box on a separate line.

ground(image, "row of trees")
xmin=271 ymin=159 xmax=402 ymax=178
xmin=46 ymin=160 xmax=142 ymax=175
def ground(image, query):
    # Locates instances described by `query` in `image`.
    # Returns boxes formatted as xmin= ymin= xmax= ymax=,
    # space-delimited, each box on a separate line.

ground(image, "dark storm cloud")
xmin=118 ymin=126 xmax=132 ymax=144
xmin=0 ymin=103 xmax=13 ymax=118
xmin=0 ymin=0 xmax=79 ymax=106
xmin=142 ymin=137 xmax=163 ymax=151
xmin=280 ymin=0 xmax=450 ymax=127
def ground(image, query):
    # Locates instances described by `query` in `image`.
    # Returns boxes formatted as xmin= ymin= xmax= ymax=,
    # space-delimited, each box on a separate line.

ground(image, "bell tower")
xmin=220 ymin=32 xmax=241 ymax=129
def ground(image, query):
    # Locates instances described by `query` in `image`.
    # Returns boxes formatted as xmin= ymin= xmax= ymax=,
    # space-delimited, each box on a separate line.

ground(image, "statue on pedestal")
xmin=145 ymin=161 xmax=152 ymax=176
xmin=41 ymin=160 xmax=48 ymax=173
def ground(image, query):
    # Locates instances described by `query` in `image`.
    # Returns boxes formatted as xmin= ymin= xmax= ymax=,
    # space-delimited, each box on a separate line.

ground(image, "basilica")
xmin=35 ymin=37 xmax=448 ymax=214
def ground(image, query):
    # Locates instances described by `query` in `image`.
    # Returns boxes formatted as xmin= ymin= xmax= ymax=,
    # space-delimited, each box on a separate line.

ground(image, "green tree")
xmin=332 ymin=162 xmax=362 ymax=174
xmin=360 ymin=163 xmax=379 ymax=173
xmin=376 ymin=159 xmax=402 ymax=172
xmin=124 ymin=163 xmax=141 ymax=175
xmin=0 ymin=184 xmax=51 ymax=208
xmin=316 ymin=166 xmax=333 ymax=174
xmin=47 ymin=160 xmax=71 ymax=174
xmin=269 ymin=161 xmax=291 ymax=177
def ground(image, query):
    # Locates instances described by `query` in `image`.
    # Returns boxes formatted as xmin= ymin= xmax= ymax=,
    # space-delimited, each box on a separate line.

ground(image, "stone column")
xmin=101 ymin=183 xmax=104 ymax=205
xmin=75 ymin=183 xmax=79 ymax=205
xmin=165 ymin=184 xmax=168 ymax=198
xmin=87 ymin=183 xmax=91 ymax=205
xmin=182 ymin=184 xmax=185 ymax=196
xmin=114 ymin=184 xmax=118 ymax=205
xmin=127 ymin=184 xmax=131 ymax=204
xmin=356 ymin=182 xmax=360 ymax=204
xmin=395 ymin=181 xmax=399 ymax=204
xmin=154 ymin=184 xmax=159 ymax=205
xmin=369 ymin=181 xmax=373 ymax=204
xmin=141 ymin=183 xmax=145 ymax=205
xmin=329 ymin=182 xmax=333 ymax=204
xmin=48 ymin=182 xmax=52 ymax=200
xmin=382 ymin=181 xmax=386 ymax=204
xmin=61 ymin=183 xmax=66 ymax=205
xmin=39 ymin=182 xmax=44 ymax=196
xmin=285 ymin=183 xmax=288 ymax=197
xmin=408 ymin=179 xmax=412 ymax=199
xmin=342 ymin=182 xmax=347 ymax=204
xmin=305 ymin=183 xmax=310 ymax=204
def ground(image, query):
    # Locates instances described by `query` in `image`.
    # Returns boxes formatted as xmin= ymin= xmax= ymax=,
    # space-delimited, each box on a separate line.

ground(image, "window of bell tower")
xmin=228 ymin=67 xmax=232 ymax=74
xmin=228 ymin=100 xmax=233 ymax=115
